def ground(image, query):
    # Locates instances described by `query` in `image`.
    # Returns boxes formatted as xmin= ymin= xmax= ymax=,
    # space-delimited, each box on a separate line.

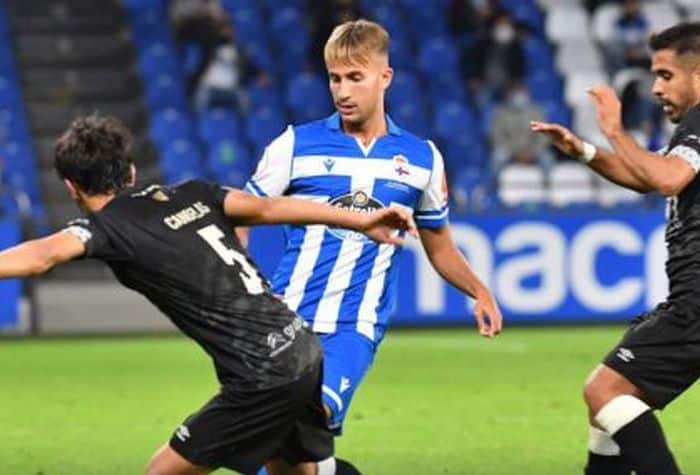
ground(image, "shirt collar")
xmin=325 ymin=113 xmax=402 ymax=136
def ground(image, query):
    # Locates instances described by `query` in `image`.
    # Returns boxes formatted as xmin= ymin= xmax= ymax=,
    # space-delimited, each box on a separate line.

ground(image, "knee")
xmin=583 ymin=368 xmax=611 ymax=412
xmin=145 ymin=448 xmax=169 ymax=475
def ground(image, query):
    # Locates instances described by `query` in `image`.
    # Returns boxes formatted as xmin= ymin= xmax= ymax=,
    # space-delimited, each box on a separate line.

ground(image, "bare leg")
xmin=266 ymin=457 xmax=317 ymax=475
xmin=145 ymin=443 xmax=212 ymax=475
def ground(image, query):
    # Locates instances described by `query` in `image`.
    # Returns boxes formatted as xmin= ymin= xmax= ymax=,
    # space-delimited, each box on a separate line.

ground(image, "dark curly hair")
xmin=650 ymin=22 xmax=700 ymax=56
xmin=54 ymin=114 xmax=134 ymax=195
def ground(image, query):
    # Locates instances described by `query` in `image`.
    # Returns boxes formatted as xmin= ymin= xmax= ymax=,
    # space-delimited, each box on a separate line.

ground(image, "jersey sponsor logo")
xmin=323 ymin=157 xmax=336 ymax=172
xmin=268 ymin=317 xmax=305 ymax=357
xmin=328 ymin=191 xmax=384 ymax=242
xmin=164 ymin=202 xmax=211 ymax=230
xmin=616 ymin=347 xmax=635 ymax=363
xmin=340 ymin=377 xmax=351 ymax=393
xmin=175 ymin=424 xmax=191 ymax=442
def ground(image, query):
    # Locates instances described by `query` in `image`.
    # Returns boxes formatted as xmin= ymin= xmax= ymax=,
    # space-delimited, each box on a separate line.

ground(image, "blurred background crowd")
xmin=0 ymin=0 xmax=698 ymax=236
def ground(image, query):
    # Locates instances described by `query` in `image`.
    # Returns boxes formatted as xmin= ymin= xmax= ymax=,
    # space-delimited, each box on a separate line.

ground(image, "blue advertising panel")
xmin=248 ymin=208 xmax=668 ymax=325
xmin=0 ymin=218 xmax=21 ymax=328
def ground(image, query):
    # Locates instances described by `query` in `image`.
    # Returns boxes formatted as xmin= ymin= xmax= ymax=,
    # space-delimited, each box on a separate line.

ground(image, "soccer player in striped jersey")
xmin=245 ymin=19 xmax=502 ymax=475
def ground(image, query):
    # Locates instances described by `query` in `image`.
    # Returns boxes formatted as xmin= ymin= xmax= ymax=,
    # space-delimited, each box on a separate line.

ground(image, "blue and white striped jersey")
xmin=245 ymin=113 xmax=449 ymax=342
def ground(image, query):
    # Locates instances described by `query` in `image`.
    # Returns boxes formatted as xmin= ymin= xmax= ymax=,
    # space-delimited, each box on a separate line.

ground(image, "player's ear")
xmin=381 ymin=66 xmax=393 ymax=91
xmin=128 ymin=163 xmax=136 ymax=186
xmin=64 ymin=179 xmax=79 ymax=200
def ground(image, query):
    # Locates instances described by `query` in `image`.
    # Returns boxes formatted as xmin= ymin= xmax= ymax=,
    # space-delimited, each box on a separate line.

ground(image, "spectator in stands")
xmin=603 ymin=0 xmax=651 ymax=74
xmin=489 ymin=81 xmax=549 ymax=169
xmin=308 ymin=0 xmax=365 ymax=73
xmin=171 ymin=0 xmax=262 ymax=111
xmin=458 ymin=7 xmax=526 ymax=100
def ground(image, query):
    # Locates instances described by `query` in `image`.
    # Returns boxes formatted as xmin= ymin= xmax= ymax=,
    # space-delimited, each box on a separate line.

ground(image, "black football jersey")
xmin=662 ymin=104 xmax=700 ymax=309
xmin=63 ymin=180 xmax=322 ymax=389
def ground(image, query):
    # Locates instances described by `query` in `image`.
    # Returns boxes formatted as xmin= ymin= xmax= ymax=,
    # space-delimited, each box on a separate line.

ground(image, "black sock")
xmin=335 ymin=458 xmax=362 ymax=475
xmin=584 ymin=451 xmax=629 ymax=475
xmin=612 ymin=411 xmax=681 ymax=475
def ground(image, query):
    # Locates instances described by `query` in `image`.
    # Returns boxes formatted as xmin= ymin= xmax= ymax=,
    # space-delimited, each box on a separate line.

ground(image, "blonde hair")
xmin=324 ymin=19 xmax=389 ymax=66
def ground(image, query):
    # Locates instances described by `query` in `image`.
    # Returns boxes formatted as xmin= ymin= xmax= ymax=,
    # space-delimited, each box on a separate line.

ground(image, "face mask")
xmin=493 ymin=23 xmax=515 ymax=44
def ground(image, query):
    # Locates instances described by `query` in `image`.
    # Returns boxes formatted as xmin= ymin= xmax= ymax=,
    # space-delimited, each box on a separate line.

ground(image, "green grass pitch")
xmin=2 ymin=326 xmax=699 ymax=474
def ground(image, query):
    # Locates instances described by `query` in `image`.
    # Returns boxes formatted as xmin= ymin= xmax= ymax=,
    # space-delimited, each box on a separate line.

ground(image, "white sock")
xmin=318 ymin=457 xmax=336 ymax=475
xmin=594 ymin=394 xmax=650 ymax=435
xmin=589 ymin=425 xmax=621 ymax=456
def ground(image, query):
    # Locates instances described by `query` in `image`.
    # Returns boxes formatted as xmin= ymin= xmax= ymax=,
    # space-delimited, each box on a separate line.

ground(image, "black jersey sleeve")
xmin=185 ymin=180 xmax=232 ymax=210
xmin=668 ymin=108 xmax=700 ymax=172
xmin=62 ymin=217 xmax=124 ymax=260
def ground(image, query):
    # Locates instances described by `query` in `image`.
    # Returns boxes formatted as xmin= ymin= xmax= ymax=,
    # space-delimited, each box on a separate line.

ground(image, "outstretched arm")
xmin=0 ymin=231 xmax=86 ymax=278
xmin=531 ymin=85 xmax=696 ymax=196
xmin=419 ymin=226 xmax=502 ymax=338
xmin=222 ymin=189 xmax=418 ymax=245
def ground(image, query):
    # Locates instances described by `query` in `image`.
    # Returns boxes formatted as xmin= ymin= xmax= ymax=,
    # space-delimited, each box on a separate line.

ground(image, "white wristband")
xmin=578 ymin=142 xmax=597 ymax=163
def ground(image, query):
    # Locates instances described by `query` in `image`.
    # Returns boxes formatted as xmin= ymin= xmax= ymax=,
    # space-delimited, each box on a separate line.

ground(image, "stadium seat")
xmin=391 ymin=101 xmax=431 ymax=139
xmin=523 ymin=36 xmax=556 ymax=76
xmin=239 ymin=39 xmax=274 ymax=75
xmin=245 ymin=106 xmax=286 ymax=154
xmin=144 ymin=74 xmax=188 ymax=111
xmin=386 ymin=70 xmax=422 ymax=111
xmin=137 ymin=42 xmax=181 ymax=79
xmin=445 ymin=133 xmax=489 ymax=174
xmin=225 ymin=3 xmax=266 ymax=46
xmin=286 ymin=73 xmax=332 ymax=123
xmin=643 ymin=2 xmax=681 ymax=34
xmin=564 ymin=71 xmax=608 ymax=108
xmin=149 ymin=108 xmax=196 ymax=147
xmin=432 ymin=100 xmax=477 ymax=145
xmin=555 ymin=39 xmax=603 ymax=77
xmin=121 ymin=0 xmax=165 ymax=14
xmin=206 ymin=139 xmax=253 ymax=188
xmin=197 ymin=108 xmax=243 ymax=144
xmin=418 ymin=37 xmax=460 ymax=87
xmin=497 ymin=163 xmax=547 ymax=207
xmin=159 ymin=139 xmax=205 ymax=184
xmin=245 ymin=81 xmax=284 ymax=111
xmin=591 ymin=3 xmax=621 ymax=45
xmin=545 ymin=4 xmax=588 ymax=43
xmin=527 ymin=70 xmax=564 ymax=103
xmin=269 ymin=7 xmax=310 ymax=75
xmin=548 ymin=161 xmax=595 ymax=207
xmin=389 ymin=38 xmax=414 ymax=72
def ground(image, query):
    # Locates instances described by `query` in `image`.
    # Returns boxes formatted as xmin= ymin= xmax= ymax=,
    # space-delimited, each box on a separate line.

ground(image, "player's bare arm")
xmin=222 ymin=188 xmax=418 ymax=245
xmin=419 ymin=226 xmax=502 ymax=338
xmin=532 ymin=85 xmax=696 ymax=196
xmin=0 ymin=231 xmax=85 ymax=278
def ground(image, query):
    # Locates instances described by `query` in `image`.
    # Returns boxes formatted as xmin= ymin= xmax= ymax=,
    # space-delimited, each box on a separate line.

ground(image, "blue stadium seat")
xmin=391 ymin=102 xmax=431 ymax=139
xmin=286 ymin=73 xmax=332 ymax=123
xmin=418 ymin=37 xmax=460 ymax=87
xmin=122 ymin=0 xmax=165 ymax=14
xmin=206 ymin=139 xmax=253 ymax=188
xmin=0 ymin=108 xmax=29 ymax=144
xmin=501 ymin=0 xmax=545 ymax=33
xmin=538 ymin=100 xmax=573 ymax=128
xmin=0 ymin=76 xmax=21 ymax=110
xmin=137 ymin=42 xmax=181 ymax=79
xmin=246 ymin=81 xmax=284 ymax=111
xmin=149 ymin=108 xmax=196 ymax=146
xmin=369 ymin=5 xmax=408 ymax=45
xmin=159 ymin=139 xmax=205 ymax=184
xmin=527 ymin=70 xmax=564 ymax=103
xmin=245 ymin=106 xmax=286 ymax=154
xmin=270 ymin=7 xmax=310 ymax=75
xmin=389 ymin=39 xmax=414 ymax=73
xmin=263 ymin=0 xmax=305 ymax=12
xmin=240 ymin=39 xmax=275 ymax=75
xmin=523 ymin=37 xmax=556 ymax=75
xmin=0 ymin=142 xmax=41 ymax=203
xmin=387 ymin=70 xmax=422 ymax=111
xmin=432 ymin=100 xmax=478 ymax=144
xmin=198 ymin=108 xmax=243 ymax=144
xmin=144 ymin=74 xmax=188 ymax=111
xmin=225 ymin=3 xmax=267 ymax=46
xmin=444 ymin=133 xmax=489 ymax=173
xmin=400 ymin=0 xmax=448 ymax=40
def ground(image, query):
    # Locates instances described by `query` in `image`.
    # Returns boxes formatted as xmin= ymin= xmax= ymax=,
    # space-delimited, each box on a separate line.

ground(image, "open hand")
xmin=587 ymin=85 xmax=623 ymax=137
xmin=530 ymin=120 xmax=585 ymax=157
xmin=360 ymin=207 xmax=418 ymax=246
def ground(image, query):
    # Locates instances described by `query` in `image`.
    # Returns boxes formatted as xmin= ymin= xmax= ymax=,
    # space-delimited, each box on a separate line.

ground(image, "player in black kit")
xmin=0 ymin=115 xmax=417 ymax=475
xmin=532 ymin=22 xmax=700 ymax=475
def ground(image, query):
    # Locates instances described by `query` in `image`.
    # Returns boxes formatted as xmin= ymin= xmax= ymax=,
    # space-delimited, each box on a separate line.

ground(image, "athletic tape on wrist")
xmin=579 ymin=142 xmax=597 ymax=163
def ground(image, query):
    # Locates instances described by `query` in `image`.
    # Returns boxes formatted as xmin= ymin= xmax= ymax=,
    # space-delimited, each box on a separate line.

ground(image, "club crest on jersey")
xmin=393 ymin=154 xmax=410 ymax=177
xmin=328 ymin=191 xmax=384 ymax=242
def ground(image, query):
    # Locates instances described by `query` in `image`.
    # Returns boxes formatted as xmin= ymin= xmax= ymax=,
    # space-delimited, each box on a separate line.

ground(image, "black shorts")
xmin=169 ymin=360 xmax=333 ymax=473
xmin=603 ymin=303 xmax=700 ymax=409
